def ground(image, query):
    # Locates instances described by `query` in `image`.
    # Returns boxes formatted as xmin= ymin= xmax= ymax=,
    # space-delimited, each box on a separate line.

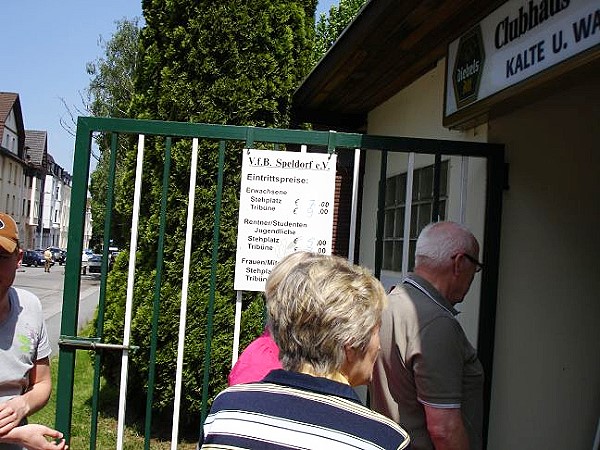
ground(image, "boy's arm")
xmin=0 ymin=357 xmax=52 ymax=435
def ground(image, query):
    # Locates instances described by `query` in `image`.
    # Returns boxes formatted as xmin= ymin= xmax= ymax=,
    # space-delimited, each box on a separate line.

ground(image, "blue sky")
xmin=2 ymin=1 xmax=338 ymax=172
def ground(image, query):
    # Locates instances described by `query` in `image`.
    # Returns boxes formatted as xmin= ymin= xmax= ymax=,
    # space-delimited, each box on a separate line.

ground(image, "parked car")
xmin=87 ymin=254 xmax=102 ymax=274
xmin=22 ymin=250 xmax=45 ymax=267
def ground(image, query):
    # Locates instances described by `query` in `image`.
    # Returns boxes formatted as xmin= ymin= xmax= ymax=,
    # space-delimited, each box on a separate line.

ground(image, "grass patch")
xmin=31 ymin=346 xmax=197 ymax=449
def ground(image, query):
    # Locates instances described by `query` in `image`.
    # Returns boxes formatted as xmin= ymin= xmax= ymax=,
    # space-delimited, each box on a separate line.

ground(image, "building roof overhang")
xmin=292 ymin=0 xmax=507 ymax=131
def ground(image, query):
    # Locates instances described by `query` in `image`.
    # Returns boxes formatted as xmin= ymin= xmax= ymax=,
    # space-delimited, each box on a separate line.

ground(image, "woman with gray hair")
xmin=201 ymin=252 xmax=410 ymax=449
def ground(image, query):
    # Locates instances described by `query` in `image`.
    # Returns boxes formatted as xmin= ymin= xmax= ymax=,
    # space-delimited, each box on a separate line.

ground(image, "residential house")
xmin=24 ymin=129 xmax=48 ymax=248
xmin=1 ymin=92 xmax=74 ymax=250
xmin=0 ymin=92 xmax=28 ymax=242
xmin=42 ymin=154 xmax=70 ymax=248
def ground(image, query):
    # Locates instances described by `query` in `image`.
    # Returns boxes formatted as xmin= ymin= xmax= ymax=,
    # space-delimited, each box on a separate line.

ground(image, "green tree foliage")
xmin=86 ymin=18 xmax=141 ymax=250
xmin=86 ymin=18 xmax=140 ymax=119
xmin=98 ymin=0 xmax=317 ymax=429
xmin=314 ymin=0 xmax=367 ymax=62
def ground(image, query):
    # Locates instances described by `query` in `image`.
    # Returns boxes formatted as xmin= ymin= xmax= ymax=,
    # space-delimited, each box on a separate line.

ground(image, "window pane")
xmin=439 ymin=199 xmax=446 ymax=220
xmin=440 ymin=160 xmax=448 ymax=196
xmin=383 ymin=241 xmax=394 ymax=269
xmin=385 ymin=177 xmax=396 ymax=206
xmin=408 ymin=240 xmax=417 ymax=270
xmin=384 ymin=210 xmax=395 ymax=238
xmin=410 ymin=207 xmax=419 ymax=238
xmin=418 ymin=203 xmax=432 ymax=234
xmin=383 ymin=160 xmax=450 ymax=273
xmin=394 ymin=207 xmax=405 ymax=237
xmin=419 ymin=165 xmax=433 ymax=200
xmin=393 ymin=241 xmax=403 ymax=272
xmin=396 ymin=174 xmax=406 ymax=205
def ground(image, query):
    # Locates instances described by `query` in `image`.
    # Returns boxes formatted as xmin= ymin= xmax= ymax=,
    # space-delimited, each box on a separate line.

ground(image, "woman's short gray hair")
xmin=266 ymin=252 xmax=387 ymax=376
xmin=415 ymin=221 xmax=477 ymax=269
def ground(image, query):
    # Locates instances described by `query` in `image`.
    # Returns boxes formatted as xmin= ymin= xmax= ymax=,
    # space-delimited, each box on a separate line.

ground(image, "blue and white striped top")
xmin=201 ymin=369 xmax=410 ymax=449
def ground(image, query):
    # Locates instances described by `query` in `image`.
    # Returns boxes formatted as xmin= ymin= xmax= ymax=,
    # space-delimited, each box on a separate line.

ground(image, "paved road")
xmin=13 ymin=263 xmax=100 ymax=355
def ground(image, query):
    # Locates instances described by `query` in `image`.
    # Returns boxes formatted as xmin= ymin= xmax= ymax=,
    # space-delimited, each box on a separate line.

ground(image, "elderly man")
xmin=0 ymin=213 xmax=66 ymax=450
xmin=370 ymin=221 xmax=484 ymax=450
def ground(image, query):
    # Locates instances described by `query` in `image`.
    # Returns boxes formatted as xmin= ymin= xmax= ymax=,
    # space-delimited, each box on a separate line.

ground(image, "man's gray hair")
xmin=415 ymin=221 xmax=477 ymax=269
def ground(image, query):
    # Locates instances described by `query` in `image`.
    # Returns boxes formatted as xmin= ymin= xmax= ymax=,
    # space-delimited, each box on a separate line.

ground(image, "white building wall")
xmin=362 ymin=58 xmax=600 ymax=449
xmin=1 ymin=110 xmax=19 ymax=156
xmin=42 ymin=173 xmax=60 ymax=247
xmin=59 ymin=184 xmax=71 ymax=249
xmin=83 ymin=199 xmax=92 ymax=251
xmin=42 ymin=175 xmax=53 ymax=228
xmin=486 ymin=77 xmax=600 ymax=450
xmin=0 ymin=158 xmax=22 ymax=217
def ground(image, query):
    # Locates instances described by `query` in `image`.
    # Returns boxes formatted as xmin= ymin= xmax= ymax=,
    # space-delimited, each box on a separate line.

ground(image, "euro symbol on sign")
xmin=293 ymin=207 xmax=298 ymax=214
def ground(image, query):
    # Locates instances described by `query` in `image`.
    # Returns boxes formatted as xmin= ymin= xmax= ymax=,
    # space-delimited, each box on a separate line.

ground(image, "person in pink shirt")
xmin=228 ymin=328 xmax=281 ymax=386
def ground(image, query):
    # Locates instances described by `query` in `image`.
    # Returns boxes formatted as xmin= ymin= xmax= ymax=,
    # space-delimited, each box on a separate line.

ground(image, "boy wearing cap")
xmin=0 ymin=213 xmax=66 ymax=449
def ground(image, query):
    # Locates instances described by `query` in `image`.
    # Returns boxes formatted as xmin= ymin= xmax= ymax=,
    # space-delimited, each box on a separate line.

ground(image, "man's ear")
xmin=344 ymin=344 xmax=358 ymax=365
xmin=452 ymin=253 xmax=463 ymax=276
xmin=17 ymin=249 xmax=23 ymax=267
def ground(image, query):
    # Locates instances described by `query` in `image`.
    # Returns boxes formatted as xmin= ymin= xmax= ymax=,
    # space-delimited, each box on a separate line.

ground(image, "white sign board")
xmin=234 ymin=148 xmax=338 ymax=292
xmin=445 ymin=0 xmax=600 ymax=117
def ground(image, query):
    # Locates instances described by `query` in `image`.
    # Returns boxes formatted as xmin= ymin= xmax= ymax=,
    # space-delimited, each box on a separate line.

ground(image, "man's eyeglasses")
xmin=453 ymin=253 xmax=483 ymax=272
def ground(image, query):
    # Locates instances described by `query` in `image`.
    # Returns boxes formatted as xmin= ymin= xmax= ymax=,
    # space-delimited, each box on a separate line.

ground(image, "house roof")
xmin=292 ymin=0 xmax=507 ymax=131
xmin=0 ymin=92 xmax=18 ymax=125
xmin=25 ymin=130 xmax=48 ymax=167
xmin=0 ymin=92 xmax=26 ymax=157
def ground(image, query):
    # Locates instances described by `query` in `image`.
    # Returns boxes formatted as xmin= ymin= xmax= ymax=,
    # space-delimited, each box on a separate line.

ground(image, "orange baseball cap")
xmin=0 ymin=213 xmax=19 ymax=253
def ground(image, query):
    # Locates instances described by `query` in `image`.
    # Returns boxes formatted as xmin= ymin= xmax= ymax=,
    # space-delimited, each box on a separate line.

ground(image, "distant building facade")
xmin=1 ymin=91 xmax=74 ymax=250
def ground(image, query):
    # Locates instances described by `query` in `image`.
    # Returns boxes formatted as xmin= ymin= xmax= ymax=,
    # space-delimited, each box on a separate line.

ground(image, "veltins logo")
xmin=0 ymin=218 xmax=5 ymax=230
xmin=452 ymin=25 xmax=485 ymax=109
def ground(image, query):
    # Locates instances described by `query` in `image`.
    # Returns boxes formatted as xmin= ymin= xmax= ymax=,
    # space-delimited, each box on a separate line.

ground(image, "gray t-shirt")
xmin=0 ymin=287 xmax=51 ymax=450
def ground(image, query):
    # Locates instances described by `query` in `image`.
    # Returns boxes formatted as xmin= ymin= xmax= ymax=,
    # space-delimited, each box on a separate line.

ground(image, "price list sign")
xmin=234 ymin=148 xmax=337 ymax=292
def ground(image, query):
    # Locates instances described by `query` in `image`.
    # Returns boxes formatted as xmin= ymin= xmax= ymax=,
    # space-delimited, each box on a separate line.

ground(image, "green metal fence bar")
xmin=479 ymin=150 xmax=505 ymax=444
xmin=144 ymin=136 xmax=172 ymax=449
xmin=199 ymin=140 xmax=227 ymax=432
xmin=75 ymin=116 xmax=505 ymax=156
xmin=55 ymin=118 xmax=94 ymax=441
xmin=89 ymin=132 xmax=120 ymax=450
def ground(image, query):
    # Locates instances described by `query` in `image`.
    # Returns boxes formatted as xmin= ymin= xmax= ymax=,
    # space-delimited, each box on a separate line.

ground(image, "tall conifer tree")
xmin=99 ymin=0 xmax=317 ymax=427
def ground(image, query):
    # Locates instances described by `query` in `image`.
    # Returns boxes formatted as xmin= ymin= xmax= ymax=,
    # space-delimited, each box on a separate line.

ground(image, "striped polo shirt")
xmin=201 ymin=369 xmax=410 ymax=449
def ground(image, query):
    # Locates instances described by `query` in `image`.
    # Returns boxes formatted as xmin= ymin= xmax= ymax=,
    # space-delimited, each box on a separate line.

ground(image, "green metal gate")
xmin=55 ymin=116 xmax=504 ymax=448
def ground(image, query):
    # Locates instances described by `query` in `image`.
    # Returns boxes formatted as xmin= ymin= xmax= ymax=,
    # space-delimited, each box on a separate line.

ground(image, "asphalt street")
xmin=13 ymin=263 xmax=100 ymax=355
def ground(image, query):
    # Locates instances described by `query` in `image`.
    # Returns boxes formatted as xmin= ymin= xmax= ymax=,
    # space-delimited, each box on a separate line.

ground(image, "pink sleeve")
xmin=228 ymin=332 xmax=282 ymax=386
